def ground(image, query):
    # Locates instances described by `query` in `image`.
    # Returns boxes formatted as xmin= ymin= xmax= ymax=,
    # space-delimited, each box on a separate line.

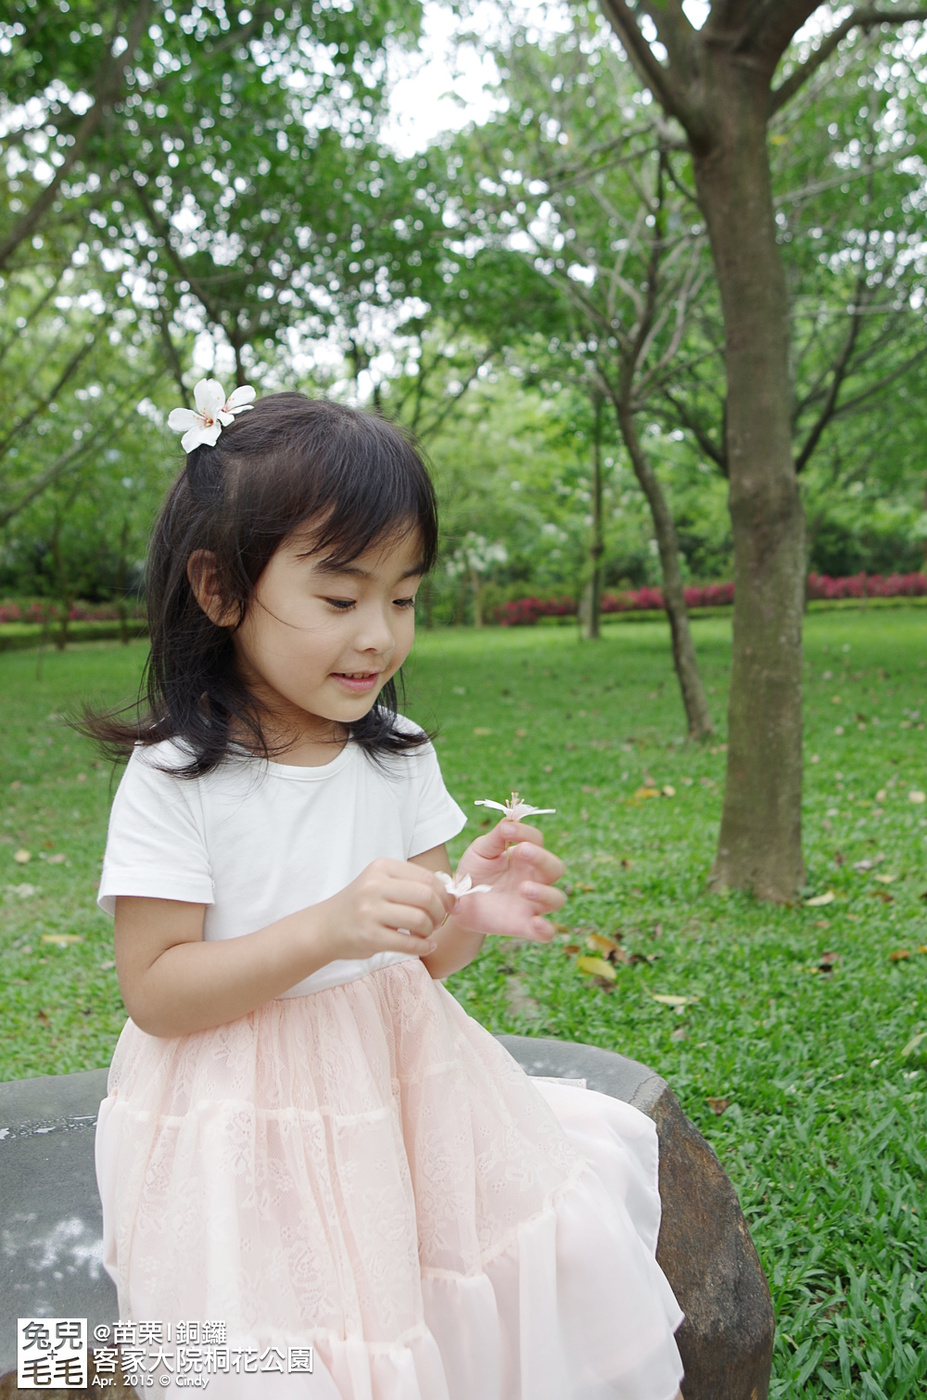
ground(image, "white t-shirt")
xmin=98 ymin=723 xmax=468 ymax=997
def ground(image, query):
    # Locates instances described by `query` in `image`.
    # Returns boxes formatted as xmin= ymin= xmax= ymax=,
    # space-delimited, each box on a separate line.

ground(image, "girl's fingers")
xmin=471 ymin=819 xmax=545 ymax=861
xmin=383 ymin=880 xmax=452 ymax=924
xmin=519 ymin=882 xmax=565 ymax=912
xmin=391 ymin=929 xmax=437 ymax=954
xmin=384 ymin=900 xmax=444 ymax=937
xmin=502 ymin=820 xmax=545 ymax=846
xmin=509 ymin=842 xmax=564 ymax=883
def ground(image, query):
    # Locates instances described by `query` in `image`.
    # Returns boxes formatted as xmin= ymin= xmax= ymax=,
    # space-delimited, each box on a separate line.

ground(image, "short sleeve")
xmin=402 ymin=736 xmax=468 ymax=858
xmin=97 ymin=746 xmax=215 ymax=915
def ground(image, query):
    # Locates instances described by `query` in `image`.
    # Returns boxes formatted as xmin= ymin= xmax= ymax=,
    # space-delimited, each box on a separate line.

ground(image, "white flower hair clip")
xmin=167 ymin=378 xmax=256 ymax=453
xmin=474 ymin=791 xmax=556 ymax=821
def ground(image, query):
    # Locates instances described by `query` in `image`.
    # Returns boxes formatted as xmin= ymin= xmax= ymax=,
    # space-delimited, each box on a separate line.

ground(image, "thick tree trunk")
xmin=691 ymin=68 xmax=806 ymax=900
xmin=616 ymin=401 xmax=715 ymax=741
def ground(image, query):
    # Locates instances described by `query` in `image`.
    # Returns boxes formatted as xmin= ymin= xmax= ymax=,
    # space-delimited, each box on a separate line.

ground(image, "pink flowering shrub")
xmin=0 ymin=598 xmax=147 ymax=625
xmin=496 ymin=596 xmax=576 ymax=626
xmin=494 ymin=573 xmax=927 ymax=624
xmin=806 ymin=572 xmax=927 ymax=600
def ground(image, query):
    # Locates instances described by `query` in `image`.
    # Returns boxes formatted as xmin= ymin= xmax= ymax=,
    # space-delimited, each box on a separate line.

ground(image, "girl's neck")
xmin=271 ymin=729 xmax=348 ymax=767
xmin=230 ymin=713 xmax=349 ymax=768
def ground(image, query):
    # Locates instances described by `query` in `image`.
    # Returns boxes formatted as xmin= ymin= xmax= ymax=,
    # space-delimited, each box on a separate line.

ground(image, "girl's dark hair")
xmin=84 ymin=393 xmax=438 ymax=776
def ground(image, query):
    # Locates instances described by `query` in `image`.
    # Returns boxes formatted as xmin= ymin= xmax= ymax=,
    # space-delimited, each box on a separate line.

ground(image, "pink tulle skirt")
xmin=95 ymin=958 xmax=683 ymax=1399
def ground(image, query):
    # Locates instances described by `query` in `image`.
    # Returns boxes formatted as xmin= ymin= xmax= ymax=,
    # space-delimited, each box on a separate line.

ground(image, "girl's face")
xmin=232 ymin=525 xmax=424 ymax=759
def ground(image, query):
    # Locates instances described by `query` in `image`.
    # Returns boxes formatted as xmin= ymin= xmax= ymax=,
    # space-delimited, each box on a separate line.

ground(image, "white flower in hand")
xmin=167 ymin=379 xmax=256 ymax=452
xmin=474 ymin=791 xmax=556 ymax=821
xmin=436 ymin=871 xmax=491 ymax=898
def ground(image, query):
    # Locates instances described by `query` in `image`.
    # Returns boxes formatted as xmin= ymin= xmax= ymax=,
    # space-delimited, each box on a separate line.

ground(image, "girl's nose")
xmin=355 ymin=605 xmax=395 ymax=655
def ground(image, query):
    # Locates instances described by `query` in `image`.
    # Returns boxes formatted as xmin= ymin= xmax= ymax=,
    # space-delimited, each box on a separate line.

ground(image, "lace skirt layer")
xmin=95 ymin=958 xmax=683 ymax=1399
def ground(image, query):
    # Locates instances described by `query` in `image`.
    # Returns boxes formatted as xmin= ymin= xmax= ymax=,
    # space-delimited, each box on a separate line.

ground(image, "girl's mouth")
xmin=331 ymin=671 xmax=382 ymax=694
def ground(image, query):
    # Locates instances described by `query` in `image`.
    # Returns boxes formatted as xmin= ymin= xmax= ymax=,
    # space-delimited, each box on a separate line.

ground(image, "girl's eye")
xmin=324 ymin=598 xmax=356 ymax=611
xmin=394 ymin=597 xmax=417 ymax=610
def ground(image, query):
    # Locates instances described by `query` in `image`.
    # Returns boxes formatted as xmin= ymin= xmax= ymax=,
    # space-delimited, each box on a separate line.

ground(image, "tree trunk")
xmin=115 ymin=517 xmax=130 ymax=645
xmin=615 ymin=400 xmax=715 ymax=741
xmin=421 ymin=573 xmax=434 ymax=630
xmin=49 ymin=523 xmax=72 ymax=652
xmin=691 ymin=67 xmax=806 ymax=900
xmin=586 ymin=389 xmax=604 ymax=641
xmin=470 ymin=567 xmax=483 ymax=627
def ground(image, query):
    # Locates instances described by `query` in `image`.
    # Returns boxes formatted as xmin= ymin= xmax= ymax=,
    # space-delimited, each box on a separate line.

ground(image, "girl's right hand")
xmin=319 ymin=859 xmax=455 ymax=962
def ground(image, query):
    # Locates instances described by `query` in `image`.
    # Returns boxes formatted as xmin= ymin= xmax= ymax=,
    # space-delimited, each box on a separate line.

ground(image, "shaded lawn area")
xmin=2 ymin=611 xmax=926 ymax=1398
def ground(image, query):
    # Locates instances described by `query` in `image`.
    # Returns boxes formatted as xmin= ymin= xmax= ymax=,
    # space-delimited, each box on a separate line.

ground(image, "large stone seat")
xmin=0 ymin=1039 xmax=773 ymax=1398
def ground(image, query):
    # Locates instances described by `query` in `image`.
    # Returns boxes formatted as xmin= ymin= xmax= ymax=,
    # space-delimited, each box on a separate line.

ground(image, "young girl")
xmin=91 ymin=386 xmax=684 ymax=1399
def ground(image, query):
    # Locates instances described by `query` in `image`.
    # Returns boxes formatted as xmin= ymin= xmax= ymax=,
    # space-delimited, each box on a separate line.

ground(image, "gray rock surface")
xmin=2 ymin=1041 xmax=774 ymax=1398
xmin=0 ymin=1068 xmax=115 ymax=1383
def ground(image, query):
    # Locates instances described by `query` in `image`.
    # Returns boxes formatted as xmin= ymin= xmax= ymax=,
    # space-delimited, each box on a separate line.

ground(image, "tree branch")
xmin=661 ymin=386 xmax=727 ymax=469
xmin=827 ymin=343 xmax=927 ymax=421
xmin=794 ymin=279 xmax=868 ymax=472
xmin=770 ymin=7 xmax=927 ymax=114
xmin=0 ymin=265 xmax=69 ymax=369
xmin=735 ymin=0 xmax=823 ymax=68
xmin=0 ymin=0 xmax=154 ymax=271
xmin=153 ymin=301 xmax=190 ymax=405
xmin=0 ymin=370 xmax=161 ymax=530
xmin=0 ymin=333 xmax=98 ymax=462
xmin=597 ymin=0 xmax=706 ymax=142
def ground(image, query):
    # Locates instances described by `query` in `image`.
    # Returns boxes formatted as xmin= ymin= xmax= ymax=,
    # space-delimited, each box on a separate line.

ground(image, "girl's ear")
xmin=187 ymin=551 xmax=235 ymax=627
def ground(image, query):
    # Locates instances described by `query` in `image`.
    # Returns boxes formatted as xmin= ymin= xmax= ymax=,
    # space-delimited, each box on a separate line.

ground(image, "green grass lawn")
xmin=2 ymin=612 xmax=926 ymax=1398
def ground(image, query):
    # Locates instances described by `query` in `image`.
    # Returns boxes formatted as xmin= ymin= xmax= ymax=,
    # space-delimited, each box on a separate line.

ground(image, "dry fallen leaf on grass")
xmin=41 ymin=933 xmax=83 ymax=947
xmin=706 ymin=1097 xmax=731 ymax=1116
xmin=648 ymin=992 xmax=699 ymax=1007
xmin=805 ymin=892 xmax=835 ymax=907
xmin=585 ymin=932 xmax=621 ymax=955
xmin=889 ymin=949 xmax=910 ymax=962
xmin=13 ymin=849 xmax=30 ymax=864
xmin=576 ymin=956 xmax=617 ymax=982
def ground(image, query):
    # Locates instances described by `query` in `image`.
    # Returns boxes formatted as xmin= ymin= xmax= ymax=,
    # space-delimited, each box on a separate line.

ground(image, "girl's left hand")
xmin=451 ymin=819 xmax=565 ymax=941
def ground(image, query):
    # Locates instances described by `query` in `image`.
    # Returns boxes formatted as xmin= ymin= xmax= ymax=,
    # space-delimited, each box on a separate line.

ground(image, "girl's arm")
xmin=115 ymin=859 xmax=454 ymax=1037
xmin=412 ymin=819 xmax=565 ymax=981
